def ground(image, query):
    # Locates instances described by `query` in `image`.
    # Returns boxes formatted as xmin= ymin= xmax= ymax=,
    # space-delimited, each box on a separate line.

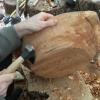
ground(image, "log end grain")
xmin=23 ymin=11 xmax=99 ymax=78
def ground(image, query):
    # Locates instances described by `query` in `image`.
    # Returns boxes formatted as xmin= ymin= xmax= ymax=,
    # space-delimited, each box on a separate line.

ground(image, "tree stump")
xmin=23 ymin=11 xmax=100 ymax=78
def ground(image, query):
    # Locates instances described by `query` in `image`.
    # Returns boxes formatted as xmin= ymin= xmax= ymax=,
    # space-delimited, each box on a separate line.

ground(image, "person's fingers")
xmin=0 ymin=73 xmax=16 ymax=82
xmin=0 ymin=85 xmax=7 ymax=97
xmin=43 ymin=19 xmax=57 ymax=28
xmin=1 ymin=89 xmax=7 ymax=97
xmin=39 ymin=12 xmax=54 ymax=21
xmin=3 ymin=91 xmax=7 ymax=97
xmin=0 ymin=88 xmax=7 ymax=97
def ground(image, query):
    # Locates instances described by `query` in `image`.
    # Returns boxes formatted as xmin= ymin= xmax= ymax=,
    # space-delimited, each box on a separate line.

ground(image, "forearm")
xmin=14 ymin=21 xmax=34 ymax=38
xmin=14 ymin=12 xmax=57 ymax=38
xmin=0 ymin=26 xmax=21 ymax=62
xmin=0 ymin=12 xmax=57 ymax=62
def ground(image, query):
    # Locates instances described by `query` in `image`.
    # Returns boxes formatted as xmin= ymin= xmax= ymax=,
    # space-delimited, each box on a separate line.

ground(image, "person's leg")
xmin=6 ymin=87 xmax=23 ymax=100
xmin=0 ymin=54 xmax=12 ymax=70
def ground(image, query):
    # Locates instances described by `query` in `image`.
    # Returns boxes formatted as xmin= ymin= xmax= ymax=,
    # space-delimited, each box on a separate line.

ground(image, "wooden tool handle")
xmin=5 ymin=56 xmax=24 ymax=74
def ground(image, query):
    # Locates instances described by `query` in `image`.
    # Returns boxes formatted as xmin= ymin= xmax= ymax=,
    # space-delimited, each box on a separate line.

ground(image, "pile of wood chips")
xmin=80 ymin=71 xmax=100 ymax=98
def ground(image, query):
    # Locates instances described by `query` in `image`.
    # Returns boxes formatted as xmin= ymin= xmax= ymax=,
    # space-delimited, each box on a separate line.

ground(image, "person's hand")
xmin=14 ymin=12 xmax=57 ymax=38
xmin=25 ymin=12 xmax=57 ymax=32
xmin=0 ymin=73 xmax=15 ymax=97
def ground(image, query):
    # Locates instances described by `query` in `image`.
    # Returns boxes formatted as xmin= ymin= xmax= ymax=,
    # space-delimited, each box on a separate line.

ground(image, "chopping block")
xmin=23 ymin=11 xmax=100 ymax=78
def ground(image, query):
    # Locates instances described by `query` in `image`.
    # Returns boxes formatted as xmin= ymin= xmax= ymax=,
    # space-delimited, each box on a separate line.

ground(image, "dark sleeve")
xmin=0 ymin=26 xmax=21 ymax=62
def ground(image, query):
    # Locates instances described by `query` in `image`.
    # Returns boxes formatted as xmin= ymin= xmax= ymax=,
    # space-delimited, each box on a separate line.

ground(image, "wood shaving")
xmin=80 ymin=71 xmax=100 ymax=98
xmin=68 ymin=75 xmax=74 ymax=80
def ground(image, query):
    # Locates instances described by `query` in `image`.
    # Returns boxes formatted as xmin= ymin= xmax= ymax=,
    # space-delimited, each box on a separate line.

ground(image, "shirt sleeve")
xmin=0 ymin=26 xmax=21 ymax=62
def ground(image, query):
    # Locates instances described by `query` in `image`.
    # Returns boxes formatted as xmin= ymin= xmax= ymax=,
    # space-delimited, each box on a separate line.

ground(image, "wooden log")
xmin=23 ymin=11 xmax=99 ymax=78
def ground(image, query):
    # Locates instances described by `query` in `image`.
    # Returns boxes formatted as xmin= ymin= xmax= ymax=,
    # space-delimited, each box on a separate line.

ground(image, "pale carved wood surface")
xmin=20 ymin=63 xmax=100 ymax=100
xmin=22 ymin=66 xmax=94 ymax=100
xmin=23 ymin=11 xmax=100 ymax=78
